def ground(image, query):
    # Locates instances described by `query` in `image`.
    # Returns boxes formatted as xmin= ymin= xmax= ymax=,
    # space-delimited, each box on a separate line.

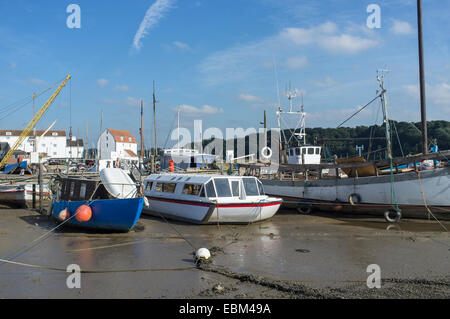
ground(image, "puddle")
xmin=336 ymin=219 xmax=450 ymax=233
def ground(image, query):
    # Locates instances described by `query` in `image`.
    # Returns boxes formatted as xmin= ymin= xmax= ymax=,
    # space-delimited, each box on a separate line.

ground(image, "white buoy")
xmin=195 ymin=248 xmax=211 ymax=261
xmin=57 ymin=209 xmax=70 ymax=222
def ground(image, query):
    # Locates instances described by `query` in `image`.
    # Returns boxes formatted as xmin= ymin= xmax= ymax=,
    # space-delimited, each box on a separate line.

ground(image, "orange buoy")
xmin=169 ymin=160 xmax=175 ymax=173
xmin=75 ymin=205 xmax=92 ymax=223
xmin=57 ymin=208 xmax=70 ymax=222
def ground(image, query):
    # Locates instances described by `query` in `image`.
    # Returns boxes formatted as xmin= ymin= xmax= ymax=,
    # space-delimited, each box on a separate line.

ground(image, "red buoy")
xmin=75 ymin=205 xmax=92 ymax=222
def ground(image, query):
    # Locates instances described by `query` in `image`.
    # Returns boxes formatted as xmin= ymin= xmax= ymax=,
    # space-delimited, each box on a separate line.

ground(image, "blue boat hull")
xmin=53 ymin=198 xmax=144 ymax=232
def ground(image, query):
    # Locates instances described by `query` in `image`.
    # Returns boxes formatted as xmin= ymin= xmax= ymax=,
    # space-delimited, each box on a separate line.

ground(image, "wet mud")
xmin=0 ymin=206 xmax=449 ymax=299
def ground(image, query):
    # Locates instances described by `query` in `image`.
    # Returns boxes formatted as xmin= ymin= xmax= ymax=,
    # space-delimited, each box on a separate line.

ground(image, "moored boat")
xmin=143 ymin=174 xmax=282 ymax=224
xmin=51 ymin=168 xmax=144 ymax=232
xmin=0 ymin=183 xmax=50 ymax=208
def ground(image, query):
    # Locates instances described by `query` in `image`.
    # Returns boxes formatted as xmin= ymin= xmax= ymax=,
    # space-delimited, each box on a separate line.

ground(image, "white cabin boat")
xmin=0 ymin=183 xmax=50 ymax=208
xmin=143 ymin=174 xmax=282 ymax=224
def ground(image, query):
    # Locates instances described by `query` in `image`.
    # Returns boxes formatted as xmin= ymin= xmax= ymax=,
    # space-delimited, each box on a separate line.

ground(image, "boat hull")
xmin=143 ymin=196 xmax=282 ymax=224
xmin=53 ymin=198 xmax=144 ymax=232
xmin=262 ymin=167 xmax=450 ymax=220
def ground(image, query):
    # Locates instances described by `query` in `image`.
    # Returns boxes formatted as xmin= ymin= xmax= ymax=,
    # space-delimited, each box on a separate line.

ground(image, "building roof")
xmin=107 ymin=129 xmax=137 ymax=144
xmin=0 ymin=130 xmax=67 ymax=137
xmin=66 ymin=139 xmax=84 ymax=147
xmin=124 ymin=149 xmax=137 ymax=157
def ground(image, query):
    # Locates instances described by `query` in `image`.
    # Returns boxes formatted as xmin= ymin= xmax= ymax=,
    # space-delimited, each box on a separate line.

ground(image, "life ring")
xmin=297 ymin=205 xmax=312 ymax=215
xmin=261 ymin=147 xmax=273 ymax=160
xmin=384 ymin=209 xmax=402 ymax=223
xmin=349 ymin=193 xmax=362 ymax=206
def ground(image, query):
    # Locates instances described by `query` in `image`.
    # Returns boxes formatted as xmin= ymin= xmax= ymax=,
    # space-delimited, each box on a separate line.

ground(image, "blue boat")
xmin=53 ymin=198 xmax=144 ymax=232
xmin=51 ymin=168 xmax=145 ymax=232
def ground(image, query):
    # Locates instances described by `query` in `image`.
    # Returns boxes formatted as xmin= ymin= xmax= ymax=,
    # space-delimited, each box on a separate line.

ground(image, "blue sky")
xmin=0 ymin=0 xmax=449 ymax=150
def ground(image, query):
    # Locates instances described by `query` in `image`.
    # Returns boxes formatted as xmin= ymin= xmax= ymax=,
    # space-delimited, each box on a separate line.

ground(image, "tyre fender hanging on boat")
xmin=384 ymin=209 xmax=402 ymax=223
xmin=297 ymin=204 xmax=312 ymax=215
xmin=349 ymin=193 xmax=362 ymax=206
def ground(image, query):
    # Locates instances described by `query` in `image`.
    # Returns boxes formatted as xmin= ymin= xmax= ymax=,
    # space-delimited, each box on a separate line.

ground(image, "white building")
xmin=0 ymin=130 xmax=67 ymax=158
xmin=66 ymin=137 xmax=85 ymax=159
xmin=97 ymin=129 xmax=138 ymax=163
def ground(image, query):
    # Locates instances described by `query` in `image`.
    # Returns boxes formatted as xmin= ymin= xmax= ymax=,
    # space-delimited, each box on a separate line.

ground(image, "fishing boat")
xmin=142 ymin=174 xmax=282 ymax=224
xmin=51 ymin=168 xmax=145 ymax=232
xmin=0 ymin=183 xmax=50 ymax=208
xmin=241 ymin=74 xmax=450 ymax=221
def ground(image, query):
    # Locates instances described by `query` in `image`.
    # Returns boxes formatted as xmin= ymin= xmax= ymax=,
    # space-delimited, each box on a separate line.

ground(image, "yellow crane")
xmin=0 ymin=75 xmax=72 ymax=169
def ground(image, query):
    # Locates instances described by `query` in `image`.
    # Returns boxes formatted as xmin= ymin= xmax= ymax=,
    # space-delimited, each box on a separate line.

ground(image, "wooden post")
xmin=32 ymin=184 xmax=36 ymax=209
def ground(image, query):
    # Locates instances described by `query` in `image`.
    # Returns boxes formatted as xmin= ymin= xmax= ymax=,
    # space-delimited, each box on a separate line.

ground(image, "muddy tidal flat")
xmin=0 ymin=206 xmax=449 ymax=299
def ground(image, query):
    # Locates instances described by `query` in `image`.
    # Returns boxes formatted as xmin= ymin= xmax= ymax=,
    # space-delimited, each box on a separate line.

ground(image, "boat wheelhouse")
xmin=286 ymin=146 xmax=322 ymax=165
xmin=143 ymin=174 xmax=282 ymax=224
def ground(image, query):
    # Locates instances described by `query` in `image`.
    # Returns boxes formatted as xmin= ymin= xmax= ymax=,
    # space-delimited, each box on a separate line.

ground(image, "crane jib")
xmin=0 ymin=75 xmax=71 ymax=169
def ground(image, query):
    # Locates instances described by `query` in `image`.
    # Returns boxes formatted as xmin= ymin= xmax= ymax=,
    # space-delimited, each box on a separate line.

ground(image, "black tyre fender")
xmin=384 ymin=209 xmax=402 ymax=223
xmin=349 ymin=193 xmax=362 ymax=206
xmin=297 ymin=205 xmax=312 ymax=215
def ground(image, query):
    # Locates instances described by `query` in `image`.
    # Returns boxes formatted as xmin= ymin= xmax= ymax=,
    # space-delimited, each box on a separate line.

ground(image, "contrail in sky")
xmin=132 ymin=0 xmax=176 ymax=51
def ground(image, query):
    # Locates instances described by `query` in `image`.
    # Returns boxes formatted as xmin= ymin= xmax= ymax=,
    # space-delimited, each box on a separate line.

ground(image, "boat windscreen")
xmin=213 ymin=178 xmax=232 ymax=197
xmin=257 ymin=180 xmax=265 ymax=195
xmin=205 ymin=180 xmax=216 ymax=198
xmin=243 ymin=178 xmax=259 ymax=196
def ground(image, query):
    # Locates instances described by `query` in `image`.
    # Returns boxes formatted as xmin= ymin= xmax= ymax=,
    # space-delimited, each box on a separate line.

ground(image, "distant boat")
xmin=0 ymin=183 xmax=50 ymax=208
xmin=143 ymin=174 xmax=282 ymax=224
xmin=52 ymin=168 xmax=144 ymax=232
xmin=242 ymin=76 xmax=450 ymax=221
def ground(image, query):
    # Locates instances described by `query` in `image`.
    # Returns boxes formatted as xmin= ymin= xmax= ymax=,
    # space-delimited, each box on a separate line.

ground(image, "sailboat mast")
xmin=379 ymin=74 xmax=393 ymax=160
xmin=417 ymin=0 xmax=428 ymax=155
xmin=153 ymin=81 xmax=158 ymax=158
xmin=140 ymin=99 xmax=144 ymax=167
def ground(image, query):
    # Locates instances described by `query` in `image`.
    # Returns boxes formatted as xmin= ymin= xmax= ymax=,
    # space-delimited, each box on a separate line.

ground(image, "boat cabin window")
xmin=199 ymin=187 xmax=206 ymax=198
xmin=296 ymin=148 xmax=301 ymax=156
xmin=213 ymin=178 xmax=232 ymax=198
xmin=155 ymin=182 xmax=176 ymax=193
xmin=243 ymin=178 xmax=259 ymax=196
xmin=182 ymin=184 xmax=202 ymax=196
xmin=316 ymin=148 xmax=320 ymax=155
xmin=289 ymin=149 xmax=294 ymax=156
xmin=80 ymin=183 xmax=87 ymax=199
xmin=257 ymin=180 xmax=265 ymax=196
xmin=231 ymin=181 xmax=240 ymax=197
xmin=205 ymin=180 xmax=216 ymax=198
xmin=302 ymin=148 xmax=307 ymax=155
xmin=146 ymin=182 xmax=153 ymax=191
xmin=69 ymin=182 xmax=75 ymax=198
xmin=308 ymin=148 xmax=314 ymax=155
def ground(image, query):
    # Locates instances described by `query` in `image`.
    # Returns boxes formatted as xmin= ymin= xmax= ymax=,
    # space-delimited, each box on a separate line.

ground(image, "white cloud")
xmin=280 ymin=22 xmax=378 ymax=54
xmin=285 ymin=56 xmax=308 ymax=69
xmin=313 ymin=76 xmax=336 ymax=88
xmin=390 ymin=20 xmax=415 ymax=35
xmin=114 ymin=85 xmax=129 ymax=92
xmin=429 ymin=83 xmax=450 ymax=106
xmin=27 ymin=78 xmax=48 ymax=86
xmin=126 ymin=97 xmax=141 ymax=107
xmin=175 ymin=104 xmax=224 ymax=116
xmin=97 ymin=78 xmax=109 ymax=88
xmin=199 ymin=22 xmax=379 ymax=85
xmin=132 ymin=0 xmax=176 ymax=51
xmin=173 ymin=41 xmax=190 ymax=51
xmin=237 ymin=93 xmax=264 ymax=103
xmin=403 ymin=82 xmax=450 ymax=106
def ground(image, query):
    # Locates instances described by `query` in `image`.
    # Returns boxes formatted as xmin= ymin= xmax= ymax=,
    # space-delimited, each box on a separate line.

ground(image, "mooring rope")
xmin=0 ymin=258 xmax=195 ymax=273
xmin=415 ymin=170 xmax=448 ymax=232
